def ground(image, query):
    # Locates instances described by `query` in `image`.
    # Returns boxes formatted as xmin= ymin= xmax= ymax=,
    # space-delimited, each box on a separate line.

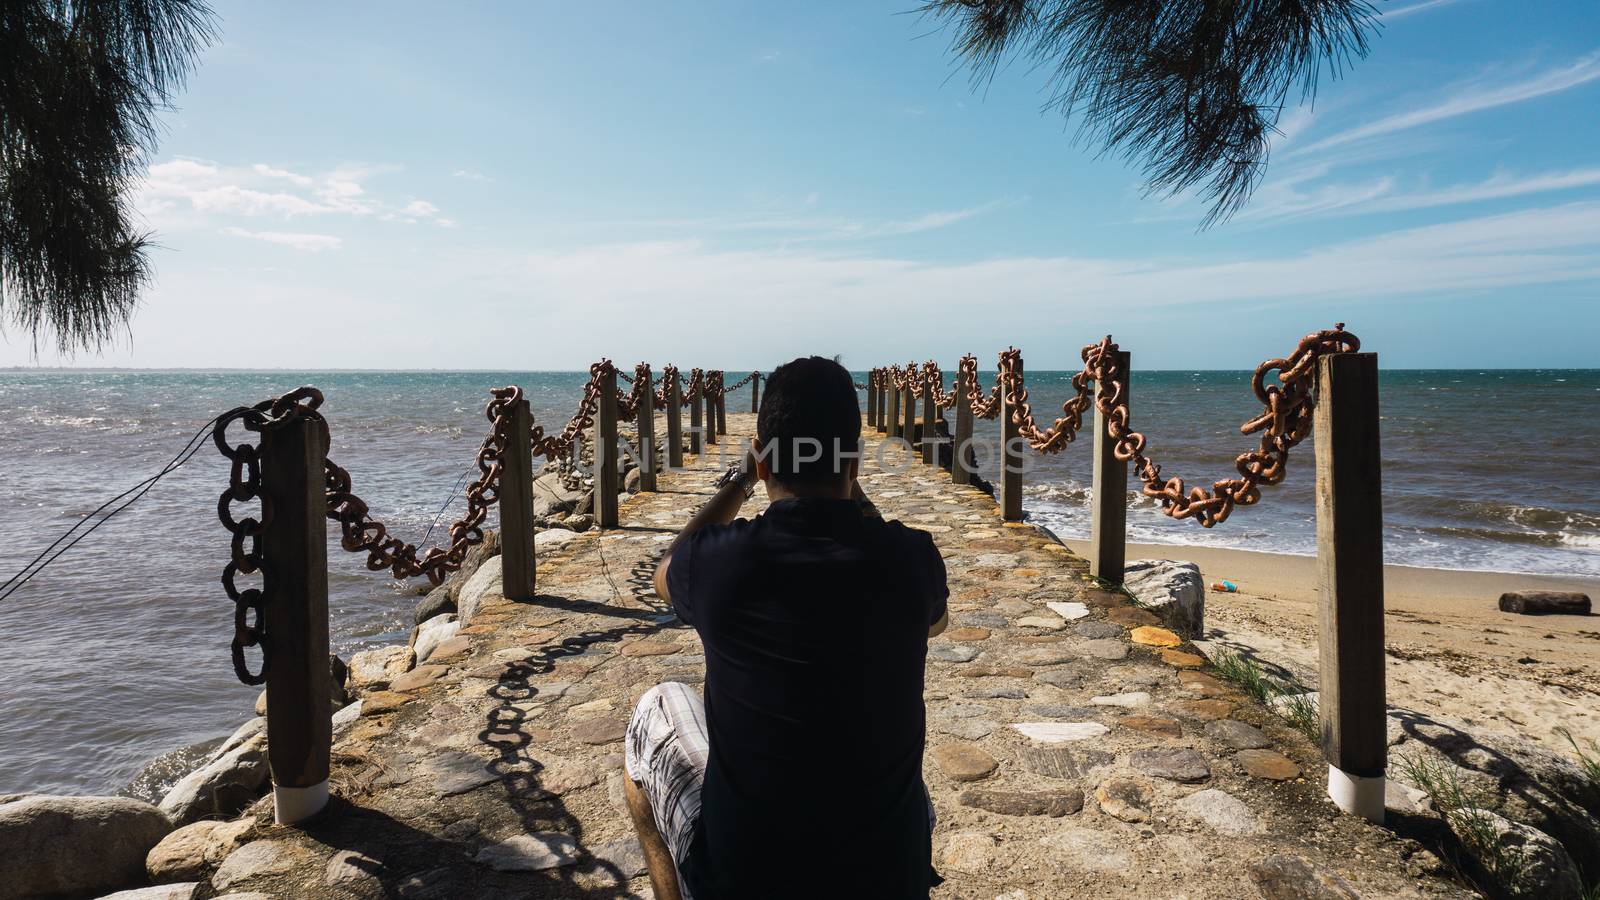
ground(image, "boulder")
xmin=100 ymin=885 xmax=200 ymax=900
xmin=531 ymin=472 xmax=583 ymax=518
xmin=624 ymin=468 xmax=642 ymax=493
xmin=348 ymin=645 xmax=415 ymax=693
xmin=146 ymin=819 xmax=220 ymax=882
xmin=457 ymin=562 xmax=504 ymax=624
xmin=1446 ymin=809 xmax=1583 ymax=899
xmin=1391 ymin=709 xmax=1600 ymax=882
xmin=1498 ymin=591 xmax=1591 ymax=616
xmin=0 ymin=794 xmax=173 ymax=899
xmin=158 ymin=719 xmax=269 ymax=826
xmin=412 ymin=614 xmax=461 ymax=661
xmin=1121 ymin=559 xmax=1205 ymax=638
xmin=411 ymin=531 xmax=500 ymax=626
xmin=413 ymin=582 xmax=456 ymax=625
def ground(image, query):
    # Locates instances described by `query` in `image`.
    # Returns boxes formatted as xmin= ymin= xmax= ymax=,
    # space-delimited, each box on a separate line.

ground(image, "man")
xmin=624 ymin=356 xmax=949 ymax=899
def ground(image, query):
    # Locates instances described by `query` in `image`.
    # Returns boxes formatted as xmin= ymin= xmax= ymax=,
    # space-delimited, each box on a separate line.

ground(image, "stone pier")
xmin=152 ymin=413 xmax=1467 ymax=899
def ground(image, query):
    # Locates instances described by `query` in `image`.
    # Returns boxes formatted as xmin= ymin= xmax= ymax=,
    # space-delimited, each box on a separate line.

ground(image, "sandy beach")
xmin=1067 ymin=540 xmax=1600 ymax=755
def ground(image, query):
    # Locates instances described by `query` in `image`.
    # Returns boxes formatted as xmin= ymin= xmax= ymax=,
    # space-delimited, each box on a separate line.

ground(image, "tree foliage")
xmin=0 ymin=0 xmax=214 ymax=354
xmin=922 ymin=0 xmax=1379 ymax=226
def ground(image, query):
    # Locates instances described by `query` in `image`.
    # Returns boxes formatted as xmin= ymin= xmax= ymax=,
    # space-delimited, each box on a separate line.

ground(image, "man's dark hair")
xmin=757 ymin=356 xmax=861 ymax=486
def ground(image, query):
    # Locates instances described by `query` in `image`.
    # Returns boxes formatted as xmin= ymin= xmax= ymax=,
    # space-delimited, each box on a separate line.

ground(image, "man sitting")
xmin=624 ymin=355 xmax=950 ymax=899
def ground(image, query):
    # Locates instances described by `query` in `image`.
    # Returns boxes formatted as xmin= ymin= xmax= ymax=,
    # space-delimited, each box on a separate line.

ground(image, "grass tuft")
xmin=1209 ymin=649 xmax=1319 ymax=744
xmin=1395 ymin=753 xmax=1533 ymax=898
xmin=1554 ymin=726 xmax=1600 ymax=788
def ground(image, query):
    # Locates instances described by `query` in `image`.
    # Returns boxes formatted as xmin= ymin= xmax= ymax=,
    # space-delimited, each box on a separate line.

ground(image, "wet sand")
xmin=1067 ymin=540 xmax=1600 ymax=753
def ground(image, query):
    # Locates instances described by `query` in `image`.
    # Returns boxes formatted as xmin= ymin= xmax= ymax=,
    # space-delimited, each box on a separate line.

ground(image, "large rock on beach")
xmin=348 ymin=644 xmax=416 ymax=693
xmin=158 ymin=718 xmax=269 ymax=826
xmin=456 ymin=562 xmax=504 ymax=624
xmin=0 ymin=794 xmax=172 ymax=899
xmin=412 ymin=530 xmax=501 ymax=625
xmin=1122 ymin=559 xmax=1205 ymax=638
xmin=1447 ymin=809 xmax=1584 ymax=899
xmin=412 ymin=613 xmax=461 ymax=662
xmin=531 ymin=472 xmax=584 ymax=518
xmin=1392 ymin=709 xmax=1600 ymax=882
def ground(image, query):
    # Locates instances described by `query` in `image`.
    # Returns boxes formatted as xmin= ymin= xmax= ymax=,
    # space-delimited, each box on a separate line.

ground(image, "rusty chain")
xmin=615 ymin=362 xmax=652 ymax=423
xmin=212 ymin=387 xmax=328 ymax=685
xmin=958 ymin=354 xmax=1002 ymax=419
xmin=655 ymin=365 xmax=679 ymax=410
xmin=725 ymin=371 xmax=759 ymax=392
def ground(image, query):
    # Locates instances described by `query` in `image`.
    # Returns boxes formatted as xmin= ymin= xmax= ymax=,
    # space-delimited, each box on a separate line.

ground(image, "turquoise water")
xmin=0 ymin=367 xmax=1595 ymax=795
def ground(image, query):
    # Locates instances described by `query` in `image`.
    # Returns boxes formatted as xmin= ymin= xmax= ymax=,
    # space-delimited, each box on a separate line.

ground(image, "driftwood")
xmin=1498 ymin=591 xmax=1592 ymax=616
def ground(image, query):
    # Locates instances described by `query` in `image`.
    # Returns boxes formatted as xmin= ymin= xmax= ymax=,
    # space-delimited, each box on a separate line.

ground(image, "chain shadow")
xmin=472 ymin=548 xmax=685 ymax=898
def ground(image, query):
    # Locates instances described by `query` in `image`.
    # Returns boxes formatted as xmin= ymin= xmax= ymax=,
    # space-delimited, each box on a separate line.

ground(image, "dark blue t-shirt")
xmin=667 ymin=497 xmax=948 ymax=899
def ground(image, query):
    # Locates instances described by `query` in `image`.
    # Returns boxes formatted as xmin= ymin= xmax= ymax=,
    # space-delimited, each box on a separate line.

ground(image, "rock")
xmin=535 ymin=528 xmax=582 ymax=551
xmin=1032 ymin=667 xmax=1086 ymax=688
xmin=1178 ymin=670 xmax=1232 ymax=698
xmin=1130 ymin=748 xmax=1211 ymax=783
xmin=1075 ymin=621 xmax=1124 ymax=640
xmin=960 ymin=788 xmax=1083 ymax=817
xmin=1045 ymin=601 xmax=1090 ymax=621
xmin=931 ymin=744 xmax=999 ymax=782
xmin=1017 ymin=746 xmax=1114 ymax=780
xmin=456 ymin=561 xmax=509 ymax=625
xmin=1236 ymin=749 xmax=1302 ymax=780
xmin=1122 ymin=559 xmax=1205 ymax=637
xmin=964 ymin=685 xmax=1026 ymax=700
xmin=412 ymin=614 xmax=461 ymax=661
xmin=1038 ymin=827 xmax=1133 ymax=873
xmin=1011 ymin=722 xmax=1109 ymax=743
xmin=1172 ymin=699 xmax=1235 ymax=721
xmin=1089 ymin=692 xmax=1151 ymax=708
xmin=212 ymin=839 xmax=300 ymax=890
xmin=1079 ymin=639 xmax=1129 ymax=661
xmin=1161 ymin=649 xmax=1207 ymax=668
xmin=624 ymin=467 xmax=642 ymax=493
xmin=0 ymin=795 xmax=172 ymax=898
xmin=1022 ymin=704 xmax=1098 ymax=720
xmin=1016 ymin=647 xmax=1073 ymax=665
xmin=1247 ymin=854 xmax=1360 ymax=899
xmin=1445 ymin=809 xmax=1583 ymax=899
xmin=348 ymin=645 xmax=415 ymax=692
xmin=414 ymin=582 xmax=456 ymax=626
xmin=1106 ymin=606 xmax=1160 ymax=627
xmin=570 ymin=719 xmax=628 ymax=745
xmin=565 ymin=513 xmax=594 ymax=533
xmin=1207 ymin=719 xmax=1271 ymax=750
xmin=1095 ymin=777 xmax=1155 ymax=823
xmin=531 ymin=472 xmax=584 ymax=517
xmin=325 ymin=849 xmax=384 ymax=895
xmin=426 ymin=636 xmax=471 ymax=662
xmin=1129 ymin=625 xmax=1182 ymax=647
xmin=159 ymin=719 xmax=269 ymax=825
xmin=540 ymin=761 xmax=604 ymax=795
xmin=203 ymin=818 xmax=254 ymax=865
xmin=362 ymin=691 xmax=412 ymax=715
xmin=1392 ymin=711 xmax=1600 ymax=880
xmin=589 ymin=837 xmax=648 ymax=878
xmin=1498 ymin=590 xmax=1590 ymax=616
xmin=1119 ymin=715 xmax=1183 ymax=738
xmin=930 ymin=644 xmax=982 ymax=663
xmin=146 ymin=819 xmax=219 ymax=882
xmin=936 ymin=719 xmax=998 ymax=740
xmin=475 ymin=833 xmax=582 ymax=871
xmin=422 ymin=752 xmax=498 ymax=797
xmin=941 ymin=831 xmax=999 ymax=874
xmin=944 ymin=626 xmax=991 ymax=642
xmin=390 ymin=664 xmax=448 ymax=692
xmin=1016 ymin=616 xmax=1064 ymax=630
xmin=100 ymin=885 xmax=200 ymax=900
xmin=1385 ymin=779 xmax=1434 ymax=816
xmin=620 ymin=640 xmax=680 ymax=657
xmin=1177 ymin=788 xmax=1264 ymax=835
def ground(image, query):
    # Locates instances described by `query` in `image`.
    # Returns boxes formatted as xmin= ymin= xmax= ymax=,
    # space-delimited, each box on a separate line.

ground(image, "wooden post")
xmin=689 ymin=377 xmax=704 ymax=455
xmin=715 ymin=378 xmax=727 ymax=436
xmin=952 ymin=378 xmax=974 ymax=485
xmin=596 ymin=366 xmax=620 ymax=529
xmin=866 ymin=373 xmax=877 ymax=428
xmin=1091 ymin=350 xmax=1130 ymax=583
xmin=921 ymin=385 xmax=937 ymax=465
xmin=886 ymin=384 xmax=901 ymax=439
xmin=751 ymin=373 xmax=761 ymax=414
xmin=258 ymin=414 xmax=331 ymax=825
xmin=666 ymin=375 xmax=684 ymax=469
xmin=999 ymin=358 xmax=1024 ymax=522
xmin=902 ymin=384 xmax=916 ymax=453
xmin=499 ymin=397 xmax=536 ymax=600
xmin=702 ymin=388 xmax=717 ymax=447
xmin=1315 ymin=351 xmax=1385 ymax=824
xmin=637 ymin=367 xmax=657 ymax=491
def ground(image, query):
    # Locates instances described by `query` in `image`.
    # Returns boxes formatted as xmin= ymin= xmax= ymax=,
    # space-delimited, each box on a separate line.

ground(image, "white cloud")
xmin=220 ymin=226 xmax=343 ymax=251
xmin=401 ymin=199 xmax=440 ymax=218
xmin=1384 ymin=0 xmax=1468 ymax=19
xmin=451 ymin=169 xmax=490 ymax=181
xmin=1300 ymin=51 xmax=1600 ymax=153
xmin=252 ymin=163 xmax=315 ymax=187
xmin=1240 ymin=166 xmax=1600 ymax=222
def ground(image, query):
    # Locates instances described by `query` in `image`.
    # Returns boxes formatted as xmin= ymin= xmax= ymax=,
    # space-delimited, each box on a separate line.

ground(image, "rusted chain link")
xmin=683 ymin=368 xmax=704 ymax=405
xmin=325 ymin=385 xmax=525 ymax=585
xmin=212 ymin=388 xmax=326 ymax=685
xmin=616 ymin=362 xmax=652 ymax=423
xmin=655 ymin=364 xmax=679 ymax=410
xmin=958 ymin=354 xmax=1002 ymax=419
xmin=921 ymin=360 xmax=955 ymax=409
xmin=706 ymin=370 xmax=725 ymax=400
xmin=725 ymin=371 xmax=759 ymax=392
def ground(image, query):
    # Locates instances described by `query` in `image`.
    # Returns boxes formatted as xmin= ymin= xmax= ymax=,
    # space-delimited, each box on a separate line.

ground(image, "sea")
xmin=1 ymin=368 xmax=1596 ymax=797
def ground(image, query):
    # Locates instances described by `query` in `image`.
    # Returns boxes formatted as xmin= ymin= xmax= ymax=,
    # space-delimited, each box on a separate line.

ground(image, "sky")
xmin=5 ymin=0 xmax=1599 ymax=370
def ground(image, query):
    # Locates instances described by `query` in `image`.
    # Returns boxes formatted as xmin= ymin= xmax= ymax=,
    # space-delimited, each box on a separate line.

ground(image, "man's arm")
xmin=854 ymin=479 xmax=947 ymax=638
xmin=653 ymin=453 xmax=755 ymax=605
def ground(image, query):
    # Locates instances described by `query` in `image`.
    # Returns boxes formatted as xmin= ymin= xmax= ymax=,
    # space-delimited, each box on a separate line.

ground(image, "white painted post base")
xmin=274 ymin=780 xmax=328 ymax=825
xmin=1326 ymin=765 xmax=1384 ymax=823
